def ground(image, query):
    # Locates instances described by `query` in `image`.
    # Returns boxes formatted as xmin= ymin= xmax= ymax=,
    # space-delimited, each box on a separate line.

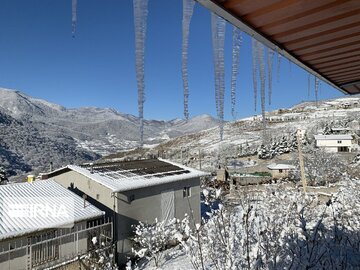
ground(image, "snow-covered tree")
xmin=291 ymin=148 xmax=349 ymax=186
xmin=179 ymin=182 xmax=360 ymax=269
xmin=132 ymin=218 xmax=191 ymax=267
xmin=0 ymin=166 xmax=8 ymax=185
xmin=81 ymin=237 xmax=117 ymax=270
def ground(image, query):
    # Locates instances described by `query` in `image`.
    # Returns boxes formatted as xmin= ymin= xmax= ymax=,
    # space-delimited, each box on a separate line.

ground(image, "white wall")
xmin=316 ymin=139 xmax=351 ymax=147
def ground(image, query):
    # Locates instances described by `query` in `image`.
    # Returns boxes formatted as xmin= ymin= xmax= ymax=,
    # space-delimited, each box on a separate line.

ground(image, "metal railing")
xmin=0 ymin=220 xmax=113 ymax=270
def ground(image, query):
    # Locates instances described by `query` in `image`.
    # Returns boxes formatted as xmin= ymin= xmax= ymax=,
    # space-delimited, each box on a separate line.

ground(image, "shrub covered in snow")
xmin=290 ymin=148 xmax=349 ymax=186
xmin=131 ymin=217 xmax=191 ymax=267
xmin=258 ymin=132 xmax=307 ymax=159
xmin=180 ymin=182 xmax=360 ymax=269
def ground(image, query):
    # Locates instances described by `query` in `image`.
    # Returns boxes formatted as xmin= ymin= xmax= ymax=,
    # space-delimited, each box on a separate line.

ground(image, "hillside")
xmin=104 ymin=95 xmax=360 ymax=170
xmin=0 ymin=87 xmax=219 ymax=178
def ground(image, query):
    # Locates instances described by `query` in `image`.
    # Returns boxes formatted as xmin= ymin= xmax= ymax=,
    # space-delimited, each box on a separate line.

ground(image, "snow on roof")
xmin=0 ymin=180 xmax=104 ymax=241
xmin=267 ymin=164 xmax=295 ymax=170
xmin=314 ymin=134 xmax=353 ymax=140
xmin=331 ymin=127 xmax=350 ymax=131
xmin=53 ymin=159 xmax=209 ymax=193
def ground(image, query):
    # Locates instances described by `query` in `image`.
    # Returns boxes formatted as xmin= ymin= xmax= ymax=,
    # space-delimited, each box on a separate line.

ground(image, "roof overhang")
xmin=196 ymin=0 xmax=360 ymax=95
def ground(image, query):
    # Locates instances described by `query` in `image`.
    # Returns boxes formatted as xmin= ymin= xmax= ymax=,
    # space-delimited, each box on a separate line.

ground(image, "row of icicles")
xmin=71 ymin=0 xmax=322 ymax=146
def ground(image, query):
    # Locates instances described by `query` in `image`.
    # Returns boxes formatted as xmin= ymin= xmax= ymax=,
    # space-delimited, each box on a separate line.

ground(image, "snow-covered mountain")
xmin=0 ymin=87 xmax=219 ymax=178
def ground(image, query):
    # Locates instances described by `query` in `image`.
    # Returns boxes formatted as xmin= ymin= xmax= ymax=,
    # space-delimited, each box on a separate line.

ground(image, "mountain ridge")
xmin=0 ymin=87 xmax=219 ymax=179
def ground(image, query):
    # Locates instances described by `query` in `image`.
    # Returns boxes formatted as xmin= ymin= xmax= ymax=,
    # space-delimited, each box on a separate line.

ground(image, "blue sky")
xmin=0 ymin=0 xmax=343 ymax=120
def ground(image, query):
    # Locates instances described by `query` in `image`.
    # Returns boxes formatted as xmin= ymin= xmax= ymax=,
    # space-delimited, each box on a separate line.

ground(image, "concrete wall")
xmin=233 ymin=176 xmax=271 ymax=186
xmin=270 ymin=169 xmax=291 ymax=179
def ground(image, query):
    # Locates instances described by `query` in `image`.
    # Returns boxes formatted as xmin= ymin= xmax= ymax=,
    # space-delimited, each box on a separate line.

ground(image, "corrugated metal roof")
xmin=197 ymin=0 xmax=360 ymax=95
xmin=52 ymin=159 xmax=208 ymax=193
xmin=314 ymin=134 xmax=353 ymax=140
xmin=0 ymin=180 xmax=104 ymax=241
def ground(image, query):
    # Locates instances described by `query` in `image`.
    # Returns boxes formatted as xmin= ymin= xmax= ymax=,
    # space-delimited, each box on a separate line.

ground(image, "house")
xmin=0 ymin=180 xmax=111 ymax=270
xmin=45 ymin=158 xmax=207 ymax=264
xmin=314 ymin=134 xmax=355 ymax=152
xmin=216 ymin=167 xmax=229 ymax=181
xmin=267 ymin=163 xmax=295 ymax=179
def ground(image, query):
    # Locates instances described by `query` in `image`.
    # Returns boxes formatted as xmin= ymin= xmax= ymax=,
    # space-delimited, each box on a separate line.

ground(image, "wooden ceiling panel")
xmin=273 ymin=11 xmax=360 ymax=43
xmin=254 ymin=0 xmax=339 ymax=29
xmin=205 ymin=0 xmax=360 ymax=94
xmin=292 ymin=34 xmax=360 ymax=55
xmin=260 ymin=1 xmax=358 ymax=35
xmin=286 ymin=26 xmax=360 ymax=50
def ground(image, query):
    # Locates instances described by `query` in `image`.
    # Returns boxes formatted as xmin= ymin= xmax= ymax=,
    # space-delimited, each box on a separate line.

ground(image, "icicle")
xmin=307 ymin=73 xmax=311 ymax=99
xmin=230 ymin=26 xmax=242 ymax=119
xmin=288 ymin=59 xmax=292 ymax=76
xmin=314 ymin=76 xmax=320 ymax=106
xmin=277 ymin=51 xmax=282 ymax=82
xmin=267 ymin=47 xmax=274 ymax=105
xmin=133 ymin=0 xmax=149 ymax=147
xmin=71 ymin=0 xmax=77 ymax=37
xmin=257 ymin=42 xmax=266 ymax=141
xmin=182 ymin=0 xmax=195 ymax=121
xmin=211 ymin=13 xmax=226 ymax=141
xmin=251 ymin=38 xmax=258 ymax=111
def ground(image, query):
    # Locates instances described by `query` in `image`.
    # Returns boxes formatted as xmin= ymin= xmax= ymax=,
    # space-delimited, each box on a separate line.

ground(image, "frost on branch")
xmin=182 ymin=0 xmax=195 ymax=120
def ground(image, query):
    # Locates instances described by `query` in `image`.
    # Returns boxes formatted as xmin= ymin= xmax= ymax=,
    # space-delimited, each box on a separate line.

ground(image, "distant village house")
xmin=314 ymin=134 xmax=356 ymax=153
xmin=267 ymin=163 xmax=295 ymax=179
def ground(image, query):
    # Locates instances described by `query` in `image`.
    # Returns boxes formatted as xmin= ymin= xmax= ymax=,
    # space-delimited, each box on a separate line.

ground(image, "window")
xmin=279 ymin=169 xmax=283 ymax=173
xmin=96 ymin=194 xmax=100 ymax=200
xmin=337 ymin=140 xmax=342 ymax=144
xmin=338 ymin=146 xmax=349 ymax=152
xmin=183 ymin=187 xmax=191 ymax=198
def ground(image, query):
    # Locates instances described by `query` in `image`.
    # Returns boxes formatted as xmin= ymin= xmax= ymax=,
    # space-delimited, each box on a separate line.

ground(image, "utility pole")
xmin=199 ymin=148 xmax=202 ymax=170
xmin=297 ymin=129 xmax=307 ymax=193
xmin=180 ymin=147 xmax=183 ymax=164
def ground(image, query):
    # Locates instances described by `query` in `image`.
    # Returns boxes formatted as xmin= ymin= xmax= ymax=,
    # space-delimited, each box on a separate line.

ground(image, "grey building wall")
xmin=115 ymin=177 xmax=201 ymax=261
xmin=52 ymin=170 xmax=201 ymax=265
xmin=52 ymin=171 xmax=117 ymax=214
